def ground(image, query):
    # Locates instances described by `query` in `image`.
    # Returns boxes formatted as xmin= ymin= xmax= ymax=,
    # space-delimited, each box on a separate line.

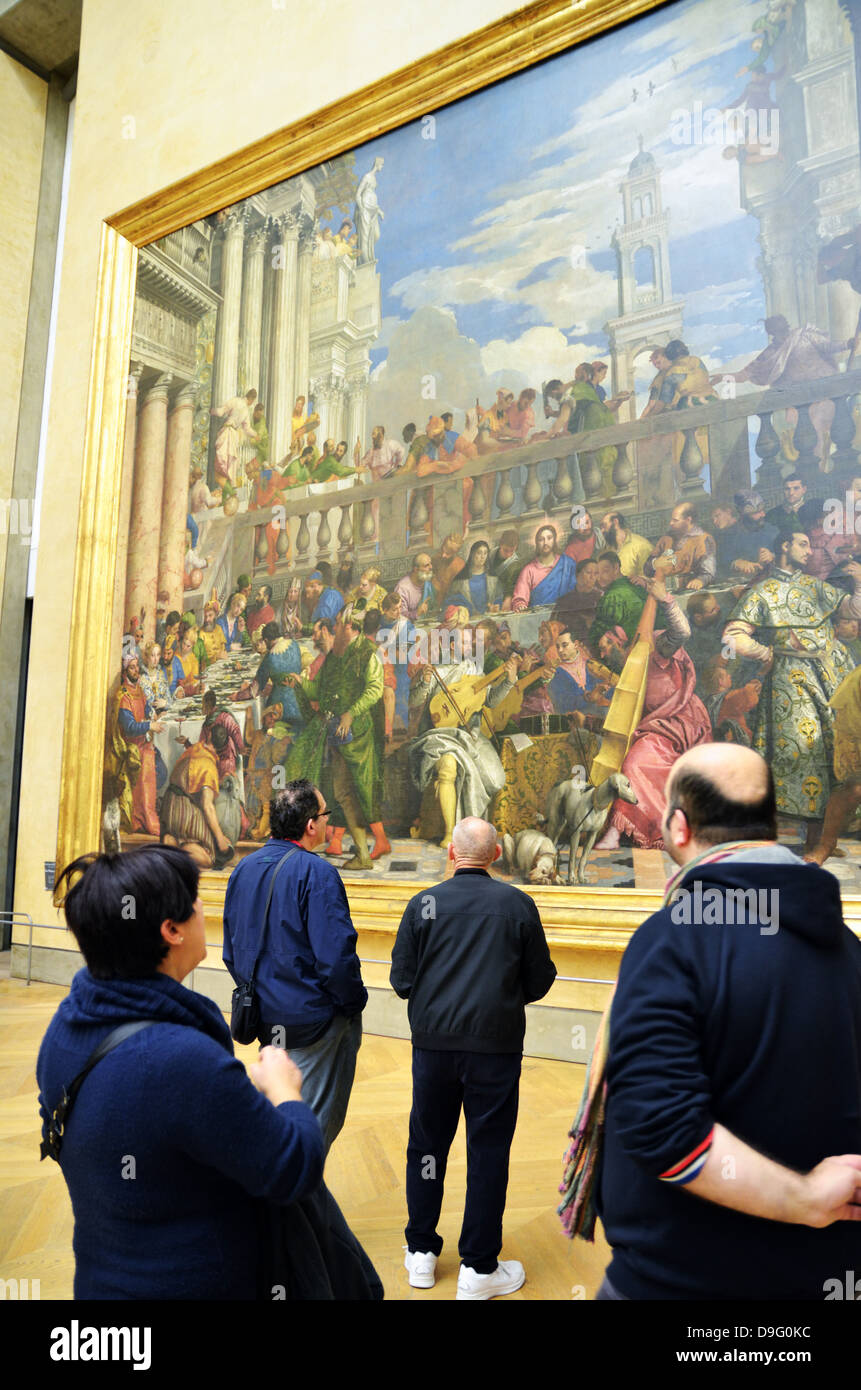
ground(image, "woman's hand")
xmin=249 ymin=1046 xmax=305 ymax=1106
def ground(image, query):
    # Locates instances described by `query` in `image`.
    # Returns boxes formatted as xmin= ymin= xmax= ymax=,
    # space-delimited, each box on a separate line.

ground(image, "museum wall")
xmin=0 ymin=52 xmax=46 ymax=603
xmin=11 ymin=0 xmax=530 ymax=929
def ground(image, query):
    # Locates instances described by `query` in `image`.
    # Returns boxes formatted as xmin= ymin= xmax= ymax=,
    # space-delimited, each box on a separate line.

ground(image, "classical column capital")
xmin=271 ymin=208 xmax=300 ymax=242
xmin=297 ymin=212 xmax=316 ymax=253
xmin=247 ymin=224 xmax=269 ymax=257
xmin=144 ymin=372 xmax=173 ymax=404
xmin=221 ymin=205 xmax=249 ymax=241
xmin=172 ymin=381 xmax=199 ymax=410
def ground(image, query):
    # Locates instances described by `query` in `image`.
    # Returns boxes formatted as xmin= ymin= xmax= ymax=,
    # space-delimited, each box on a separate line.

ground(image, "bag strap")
xmin=40 ymin=1020 xmax=159 ymax=1163
xmin=247 ymin=846 xmax=299 ymax=990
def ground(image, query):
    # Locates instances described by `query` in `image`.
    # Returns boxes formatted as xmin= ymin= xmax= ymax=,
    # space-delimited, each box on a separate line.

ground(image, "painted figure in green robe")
xmin=589 ymin=551 xmax=647 ymax=651
xmin=284 ymin=606 xmax=385 ymax=868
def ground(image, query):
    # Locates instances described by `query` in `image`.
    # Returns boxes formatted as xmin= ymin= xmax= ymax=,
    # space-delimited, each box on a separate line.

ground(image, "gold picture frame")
xmin=57 ymin=0 xmax=861 ymax=944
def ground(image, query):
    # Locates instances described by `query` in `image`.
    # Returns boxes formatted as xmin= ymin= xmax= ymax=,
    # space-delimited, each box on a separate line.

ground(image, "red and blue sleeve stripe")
xmin=659 ymin=1129 xmax=714 ymax=1185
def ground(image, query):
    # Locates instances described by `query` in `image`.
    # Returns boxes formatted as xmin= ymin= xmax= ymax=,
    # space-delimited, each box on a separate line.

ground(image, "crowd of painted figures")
xmin=198 ymin=316 xmax=858 ymax=526
xmin=107 ymin=312 xmax=861 ymax=872
xmin=108 ymin=441 xmax=861 ymax=875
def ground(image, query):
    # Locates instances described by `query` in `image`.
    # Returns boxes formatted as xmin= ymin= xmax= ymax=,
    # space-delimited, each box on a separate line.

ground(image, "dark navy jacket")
xmin=223 ymin=840 xmax=367 ymax=1044
xmin=390 ymin=867 xmax=557 ymax=1052
xmin=599 ymin=858 xmax=861 ymax=1300
xmin=36 ymin=970 xmax=324 ymax=1299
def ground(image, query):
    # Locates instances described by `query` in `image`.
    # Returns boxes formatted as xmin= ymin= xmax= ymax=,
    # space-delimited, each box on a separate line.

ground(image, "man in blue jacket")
xmin=391 ymin=817 xmax=556 ymax=1299
xmin=598 ymin=742 xmax=861 ymax=1300
xmin=223 ymin=779 xmax=367 ymax=1152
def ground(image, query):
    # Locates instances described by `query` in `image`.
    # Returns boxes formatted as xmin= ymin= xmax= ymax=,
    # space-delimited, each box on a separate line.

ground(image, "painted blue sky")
xmin=330 ymin=0 xmax=778 ymax=422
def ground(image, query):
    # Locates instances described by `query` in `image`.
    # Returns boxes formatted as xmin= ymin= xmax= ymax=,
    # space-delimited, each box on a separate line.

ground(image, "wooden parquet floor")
xmin=0 ymin=975 xmax=611 ymax=1301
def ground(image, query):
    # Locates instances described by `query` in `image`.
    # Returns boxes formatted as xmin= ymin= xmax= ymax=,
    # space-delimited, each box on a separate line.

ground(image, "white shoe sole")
xmin=456 ymin=1270 xmax=525 ymax=1300
xmin=405 ymin=1257 xmax=436 ymax=1289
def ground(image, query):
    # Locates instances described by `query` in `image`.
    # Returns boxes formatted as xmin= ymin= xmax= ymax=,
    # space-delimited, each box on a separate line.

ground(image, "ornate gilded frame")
xmin=58 ymin=0 xmax=861 ymax=942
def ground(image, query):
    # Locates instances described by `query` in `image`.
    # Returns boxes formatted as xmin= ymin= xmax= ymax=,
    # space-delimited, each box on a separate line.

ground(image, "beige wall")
xmin=12 ymin=0 xmax=527 ymax=935
xmin=0 ymin=53 xmax=46 ymax=601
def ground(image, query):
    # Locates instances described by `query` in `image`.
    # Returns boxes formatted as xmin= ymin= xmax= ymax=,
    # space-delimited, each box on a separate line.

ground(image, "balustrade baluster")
xmin=612 ymin=443 xmax=634 ymax=495
xmin=296 ymin=513 xmax=311 ymax=557
xmin=408 ymin=488 xmax=430 ymax=538
xmin=754 ymin=410 xmax=782 ymax=489
xmin=679 ymin=428 xmax=705 ymax=494
xmin=495 ymin=468 xmax=515 ymax=515
xmin=316 ymin=507 xmax=332 ymax=553
xmin=469 ymin=476 xmax=489 ymax=524
xmin=359 ymin=498 xmax=376 ymax=543
xmin=791 ymin=403 xmax=819 ymax=476
xmin=829 ymin=393 xmax=859 ymax=478
xmin=338 ymin=503 xmax=354 ymax=549
xmin=523 ymin=462 xmax=542 ymax=511
xmin=578 ymin=451 xmax=602 ymax=499
xmin=551 ymin=455 xmax=574 ymax=506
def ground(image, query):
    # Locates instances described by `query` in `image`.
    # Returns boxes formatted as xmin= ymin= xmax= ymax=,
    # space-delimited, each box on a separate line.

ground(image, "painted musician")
xmin=407 ymin=637 xmax=520 ymax=848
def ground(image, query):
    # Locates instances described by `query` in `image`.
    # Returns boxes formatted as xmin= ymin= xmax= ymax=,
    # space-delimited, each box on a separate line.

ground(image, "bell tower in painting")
xmin=605 ymin=139 xmax=684 ymax=420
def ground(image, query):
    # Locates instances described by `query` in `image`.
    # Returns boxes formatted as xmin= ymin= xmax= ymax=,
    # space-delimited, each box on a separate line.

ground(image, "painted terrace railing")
xmin=242 ymin=368 xmax=861 ymax=575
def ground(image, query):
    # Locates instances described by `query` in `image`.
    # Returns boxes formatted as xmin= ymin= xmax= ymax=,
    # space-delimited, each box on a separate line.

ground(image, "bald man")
xmin=594 ymin=744 xmax=861 ymax=1301
xmin=391 ymin=817 xmax=556 ymax=1299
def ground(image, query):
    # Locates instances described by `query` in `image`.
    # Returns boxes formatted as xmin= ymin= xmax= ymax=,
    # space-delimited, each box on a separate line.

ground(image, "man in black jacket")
xmin=390 ymin=817 xmax=556 ymax=1299
xmin=598 ymin=742 xmax=861 ymax=1300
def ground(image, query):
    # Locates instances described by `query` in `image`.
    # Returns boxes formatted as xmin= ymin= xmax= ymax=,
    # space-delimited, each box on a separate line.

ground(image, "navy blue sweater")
xmin=36 ymin=970 xmax=324 ymax=1300
xmin=223 ymin=840 xmax=367 ymax=1044
xmin=599 ymin=859 xmax=861 ymax=1299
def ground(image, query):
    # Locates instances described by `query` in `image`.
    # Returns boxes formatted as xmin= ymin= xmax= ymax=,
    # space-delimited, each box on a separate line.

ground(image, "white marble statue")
xmin=354 ymin=157 xmax=384 ymax=264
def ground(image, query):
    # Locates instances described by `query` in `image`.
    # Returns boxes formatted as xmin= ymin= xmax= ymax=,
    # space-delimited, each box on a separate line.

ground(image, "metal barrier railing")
xmin=357 ymin=957 xmax=615 ymax=986
xmin=4 ymin=942 xmax=616 ymax=994
xmin=0 ymin=914 xmax=67 ymax=986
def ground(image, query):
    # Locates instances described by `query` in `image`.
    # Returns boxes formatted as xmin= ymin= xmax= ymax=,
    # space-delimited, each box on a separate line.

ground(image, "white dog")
xmin=545 ymin=771 xmax=637 ymax=885
xmin=501 ymin=829 xmax=558 ymax=885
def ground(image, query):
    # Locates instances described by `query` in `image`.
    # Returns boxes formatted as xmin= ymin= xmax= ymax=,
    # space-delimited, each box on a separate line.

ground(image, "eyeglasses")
xmin=311 ymin=808 xmax=331 ymax=820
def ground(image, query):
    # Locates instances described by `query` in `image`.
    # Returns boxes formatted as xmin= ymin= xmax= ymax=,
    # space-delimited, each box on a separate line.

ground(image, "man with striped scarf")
xmin=564 ymin=743 xmax=861 ymax=1300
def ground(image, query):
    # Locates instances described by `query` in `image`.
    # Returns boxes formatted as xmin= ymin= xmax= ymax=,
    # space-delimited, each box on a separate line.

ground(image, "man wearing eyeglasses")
xmin=223 ymin=778 xmax=367 ymax=1151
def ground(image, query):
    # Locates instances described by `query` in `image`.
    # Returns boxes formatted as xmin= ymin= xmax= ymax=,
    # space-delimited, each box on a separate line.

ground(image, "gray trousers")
xmin=289 ymin=1013 xmax=363 ymax=1154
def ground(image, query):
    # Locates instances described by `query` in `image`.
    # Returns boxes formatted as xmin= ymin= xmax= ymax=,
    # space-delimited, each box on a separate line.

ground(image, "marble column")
xmin=125 ymin=373 xmax=172 ymax=642
xmin=240 ymin=224 xmax=267 ymax=396
xmin=268 ymin=210 xmax=300 ymax=463
xmin=159 ymin=382 xmax=198 ymax=617
xmin=293 ymin=218 xmax=315 ymax=410
xmin=310 ymin=378 xmax=331 ymax=446
xmin=259 ymin=227 xmax=275 ymax=418
xmin=211 ymin=207 xmax=247 ymax=413
xmin=116 ymin=362 xmax=144 ymax=662
xmin=345 ymin=377 xmax=367 ymax=456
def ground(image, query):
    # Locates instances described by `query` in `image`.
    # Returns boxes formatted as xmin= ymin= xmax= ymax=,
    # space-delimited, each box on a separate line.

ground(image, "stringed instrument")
xmin=428 ymin=661 xmax=553 ymax=732
xmin=484 ymin=665 xmax=555 ymax=733
xmin=589 ymin=594 xmax=657 ymax=788
xmin=429 ymin=664 xmax=506 ymax=729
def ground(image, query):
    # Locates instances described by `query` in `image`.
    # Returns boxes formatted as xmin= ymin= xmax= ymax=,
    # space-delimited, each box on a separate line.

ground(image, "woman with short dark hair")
xmin=37 ymin=844 xmax=324 ymax=1299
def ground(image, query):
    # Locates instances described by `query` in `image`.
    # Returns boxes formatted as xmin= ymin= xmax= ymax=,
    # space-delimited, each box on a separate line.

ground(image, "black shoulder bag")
xmin=40 ymin=1020 xmax=158 ymax=1162
xmin=230 ymin=846 xmax=298 ymax=1045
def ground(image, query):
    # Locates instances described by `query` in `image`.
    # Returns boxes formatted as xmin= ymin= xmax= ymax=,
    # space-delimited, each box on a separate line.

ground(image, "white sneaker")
xmin=404 ymin=1249 xmax=438 ymax=1288
xmin=456 ymin=1259 xmax=525 ymax=1300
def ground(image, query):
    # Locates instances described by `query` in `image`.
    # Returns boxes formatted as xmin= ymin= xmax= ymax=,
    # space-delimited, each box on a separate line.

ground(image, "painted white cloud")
xmin=480 ymin=326 xmax=608 ymax=385
xmin=377 ymin=0 xmax=772 ymax=430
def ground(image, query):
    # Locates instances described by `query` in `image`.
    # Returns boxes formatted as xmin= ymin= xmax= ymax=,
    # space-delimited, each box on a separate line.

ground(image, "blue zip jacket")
xmin=36 ymin=969 xmax=324 ymax=1299
xmin=223 ymin=840 xmax=367 ymax=1043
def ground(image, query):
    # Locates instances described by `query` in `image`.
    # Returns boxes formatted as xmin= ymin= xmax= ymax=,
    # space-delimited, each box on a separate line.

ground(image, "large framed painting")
xmin=61 ymin=0 xmax=861 ymax=932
